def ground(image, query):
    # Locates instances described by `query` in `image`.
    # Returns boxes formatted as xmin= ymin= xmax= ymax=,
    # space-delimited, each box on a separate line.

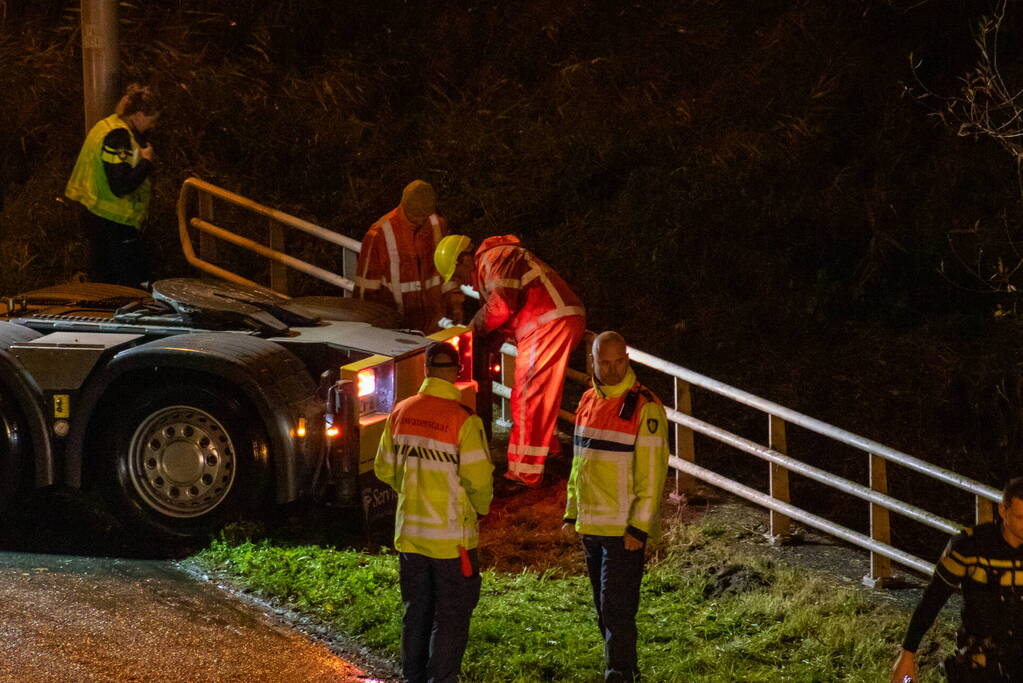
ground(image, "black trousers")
xmin=582 ymin=535 xmax=646 ymax=683
xmin=945 ymin=646 xmax=1023 ymax=682
xmin=80 ymin=208 xmax=149 ymax=288
xmin=399 ymin=550 xmax=481 ymax=683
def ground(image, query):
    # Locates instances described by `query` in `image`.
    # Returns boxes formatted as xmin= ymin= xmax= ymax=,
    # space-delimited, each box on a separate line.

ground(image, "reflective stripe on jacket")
xmin=565 ymin=368 xmax=669 ymax=540
xmin=472 ymin=235 xmax=584 ymax=340
xmin=65 ymin=114 xmax=151 ymax=229
xmin=375 ymin=377 xmax=493 ymax=559
xmin=354 ymin=207 xmax=452 ymax=332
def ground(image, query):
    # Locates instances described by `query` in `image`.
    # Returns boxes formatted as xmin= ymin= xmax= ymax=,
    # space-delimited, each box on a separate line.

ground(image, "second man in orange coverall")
xmin=354 ymin=180 xmax=457 ymax=333
xmin=436 ymin=234 xmax=586 ymax=487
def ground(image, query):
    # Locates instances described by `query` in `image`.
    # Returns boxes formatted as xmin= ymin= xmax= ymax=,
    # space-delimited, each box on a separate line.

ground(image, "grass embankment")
xmin=193 ymin=509 xmax=955 ymax=683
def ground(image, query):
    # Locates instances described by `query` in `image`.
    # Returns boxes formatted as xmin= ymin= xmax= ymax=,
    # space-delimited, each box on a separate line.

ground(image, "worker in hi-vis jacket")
xmin=434 ymin=233 xmax=585 ymax=487
xmin=355 ymin=180 xmax=458 ymax=333
xmin=562 ymin=330 xmax=670 ymax=683
xmin=375 ymin=341 xmax=494 ymax=683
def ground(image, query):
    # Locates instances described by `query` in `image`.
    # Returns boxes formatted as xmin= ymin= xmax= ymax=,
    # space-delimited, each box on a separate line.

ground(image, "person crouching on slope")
xmin=434 ymin=233 xmax=585 ymax=487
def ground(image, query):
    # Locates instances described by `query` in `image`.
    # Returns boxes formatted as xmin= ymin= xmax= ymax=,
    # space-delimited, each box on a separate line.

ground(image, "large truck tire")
xmin=0 ymin=322 xmax=42 ymax=510
xmin=290 ymin=296 xmax=403 ymax=329
xmin=102 ymin=382 xmax=272 ymax=540
xmin=0 ymin=384 xmax=31 ymax=508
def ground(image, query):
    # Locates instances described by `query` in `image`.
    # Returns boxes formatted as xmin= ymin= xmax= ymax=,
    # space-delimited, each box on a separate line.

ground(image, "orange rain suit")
xmin=471 ymin=235 xmax=586 ymax=486
xmin=355 ymin=207 xmax=454 ymax=333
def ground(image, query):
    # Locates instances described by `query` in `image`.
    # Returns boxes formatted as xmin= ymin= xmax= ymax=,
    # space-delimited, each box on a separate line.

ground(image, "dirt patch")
xmin=477 ymin=428 xmax=586 ymax=575
xmin=702 ymin=564 xmax=771 ymax=599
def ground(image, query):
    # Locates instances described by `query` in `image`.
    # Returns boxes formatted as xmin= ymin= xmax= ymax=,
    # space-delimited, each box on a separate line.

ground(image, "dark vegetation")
xmin=3 ymin=1 xmax=1023 ymax=549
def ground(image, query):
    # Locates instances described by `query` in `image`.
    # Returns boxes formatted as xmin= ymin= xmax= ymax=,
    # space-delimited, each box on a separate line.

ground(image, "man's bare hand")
xmin=561 ymin=523 xmax=577 ymax=541
xmin=623 ymin=532 xmax=644 ymax=551
xmin=890 ymin=649 xmax=916 ymax=683
xmin=139 ymin=144 xmax=154 ymax=162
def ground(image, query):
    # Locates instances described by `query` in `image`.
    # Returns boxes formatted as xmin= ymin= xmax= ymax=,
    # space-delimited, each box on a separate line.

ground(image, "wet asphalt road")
xmin=0 ymin=553 xmax=385 ymax=683
xmin=0 ymin=491 xmax=396 ymax=683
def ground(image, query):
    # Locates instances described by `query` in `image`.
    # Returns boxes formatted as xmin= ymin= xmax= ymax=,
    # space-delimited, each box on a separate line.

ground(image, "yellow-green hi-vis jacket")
xmin=565 ymin=368 xmax=670 ymax=542
xmin=375 ymin=377 xmax=494 ymax=559
xmin=65 ymin=114 xmax=151 ymax=229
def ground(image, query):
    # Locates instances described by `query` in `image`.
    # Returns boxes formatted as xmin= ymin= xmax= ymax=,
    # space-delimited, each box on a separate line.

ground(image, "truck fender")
xmin=65 ymin=333 xmax=321 ymax=503
xmin=0 ymin=322 xmax=52 ymax=489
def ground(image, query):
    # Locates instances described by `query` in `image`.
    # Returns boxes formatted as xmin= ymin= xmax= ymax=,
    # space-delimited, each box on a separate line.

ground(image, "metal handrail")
xmin=176 ymin=177 xmax=361 ymax=294
xmin=629 ymin=347 xmax=1002 ymax=503
xmin=671 ymin=456 xmax=935 ymax=575
xmin=667 ymin=408 xmax=962 ymax=535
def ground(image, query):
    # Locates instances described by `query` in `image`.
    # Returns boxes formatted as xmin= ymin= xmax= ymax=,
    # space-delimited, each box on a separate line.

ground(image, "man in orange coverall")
xmin=435 ymin=234 xmax=586 ymax=487
xmin=354 ymin=180 xmax=458 ymax=333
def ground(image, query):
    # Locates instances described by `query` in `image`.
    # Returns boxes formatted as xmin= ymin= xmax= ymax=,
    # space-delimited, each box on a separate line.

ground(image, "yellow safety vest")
xmin=65 ymin=114 xmax=151 ymax=229
xmin=566 ymin=368 xmax=670 ymax=540
xmin=375 ymin=377 xmax=493 ymax=559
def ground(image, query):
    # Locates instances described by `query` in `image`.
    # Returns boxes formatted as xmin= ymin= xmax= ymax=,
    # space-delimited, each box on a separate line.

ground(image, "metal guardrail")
xmin=631 ymin=348 xmax=1001 ymax=583
xmin=179 ymin=178 xmax=1002 ymax=585
xmin=176 ymin=177 xmax=361 ymax=295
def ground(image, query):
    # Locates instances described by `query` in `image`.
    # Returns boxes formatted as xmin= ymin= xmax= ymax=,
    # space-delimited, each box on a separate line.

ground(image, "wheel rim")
xmin=127 ymin=405 xmax=237 ymax=518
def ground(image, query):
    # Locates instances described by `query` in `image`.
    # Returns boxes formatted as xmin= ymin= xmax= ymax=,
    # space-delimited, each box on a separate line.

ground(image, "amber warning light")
xmin=326 ymin=425 xmax=341 ymax=438
xmin=357 ymin=369 xmax=376 ymax=397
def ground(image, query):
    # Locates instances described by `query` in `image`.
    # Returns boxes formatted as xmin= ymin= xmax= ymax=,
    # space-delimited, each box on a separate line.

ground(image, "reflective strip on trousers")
xmin=505 ymin=314 xmax=585 ymax=486
xmin=516 ymin=306 xmax=586 ymax=338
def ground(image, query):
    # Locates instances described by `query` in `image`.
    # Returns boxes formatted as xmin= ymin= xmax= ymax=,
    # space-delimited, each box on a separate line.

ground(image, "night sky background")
xmin=3 ymin=0 xmax=1023 ymax=527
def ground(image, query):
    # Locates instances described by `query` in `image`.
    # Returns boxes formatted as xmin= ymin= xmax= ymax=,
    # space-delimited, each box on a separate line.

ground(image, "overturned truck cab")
xmin=0 ymin=278 xmax=475 ymax=540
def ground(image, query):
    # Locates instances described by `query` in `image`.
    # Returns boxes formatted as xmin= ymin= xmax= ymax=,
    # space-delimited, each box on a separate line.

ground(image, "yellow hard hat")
xmin=434 ymin=234 xmax=472 ymax=283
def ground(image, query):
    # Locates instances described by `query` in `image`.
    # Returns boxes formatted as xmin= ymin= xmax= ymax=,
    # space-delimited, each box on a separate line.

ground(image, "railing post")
xmin=268 ymin=217 xmax=288 ymax=294
xmin=864 ymin=452 xmax=893 ymax=587
xmin=673 ymin=378 xmax=696 ymax=497
xmin=342 ymin=248 xmax=358 ymax=298
xmin=496 ymin=348 xmax=514 ymax=428
xmin=977 ymin=495 xmax=995 ymax=525
xmin=767 ymin=415 xmax=792 ymax=542
xmin=197 ymin=192 xmax=217 ymax=282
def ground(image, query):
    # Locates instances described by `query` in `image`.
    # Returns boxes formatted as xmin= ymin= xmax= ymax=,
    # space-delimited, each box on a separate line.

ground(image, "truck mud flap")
xmin=360 ymin=471 xmax=397 ymax=546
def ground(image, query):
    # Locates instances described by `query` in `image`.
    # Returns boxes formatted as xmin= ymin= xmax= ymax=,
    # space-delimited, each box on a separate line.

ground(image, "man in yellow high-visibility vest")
xmin=375 ymin=341 xmax=493 ymax=683
xmin=562 ymin=331 xmax=670 ymax=683
xmin=66 ymin=83 xmax=159 ymax=288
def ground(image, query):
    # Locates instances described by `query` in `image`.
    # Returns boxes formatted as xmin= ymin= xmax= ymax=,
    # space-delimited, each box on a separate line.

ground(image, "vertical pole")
xmin=497 ymin=347 xmax=515 ymax=428
xmin=342 ymin=248 xmax=359 ymax=296
xmin=81 ymin=0 xmax=119 ymax=132
xmin=673 ymin=378 xmax=696 ymax=496
xmin=268 ymin=218 xmax=287 ymax=294
xmin=864 ymin=453 xmax=893 ymax=587
xmin=768 ymin=415 xmax=791 ymax=540
xmin=197 ymin=192 xmax=216 ymax=281
xmin=976 ymin=496 xmax=995 ymax=525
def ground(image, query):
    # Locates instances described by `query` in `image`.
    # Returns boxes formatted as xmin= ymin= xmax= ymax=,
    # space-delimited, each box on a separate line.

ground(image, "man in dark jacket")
xmin=890 ymin=477 xmax=1023 ymax=682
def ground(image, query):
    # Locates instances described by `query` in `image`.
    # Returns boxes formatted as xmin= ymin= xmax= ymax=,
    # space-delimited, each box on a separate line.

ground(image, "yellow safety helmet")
xmin=434 ymin=234 xmax=472 ymax=283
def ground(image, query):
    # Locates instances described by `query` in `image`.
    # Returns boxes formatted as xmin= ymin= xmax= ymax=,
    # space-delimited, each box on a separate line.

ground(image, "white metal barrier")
xmin=178 ymin=177 xmax=1002 ymax=585
xmin=177 ymin=176 xmax=360 ymax=295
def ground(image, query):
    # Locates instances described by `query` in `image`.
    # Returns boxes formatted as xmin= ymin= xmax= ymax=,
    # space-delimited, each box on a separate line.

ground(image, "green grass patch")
xmin=192 ymin=520 xmax=956 ymax=682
